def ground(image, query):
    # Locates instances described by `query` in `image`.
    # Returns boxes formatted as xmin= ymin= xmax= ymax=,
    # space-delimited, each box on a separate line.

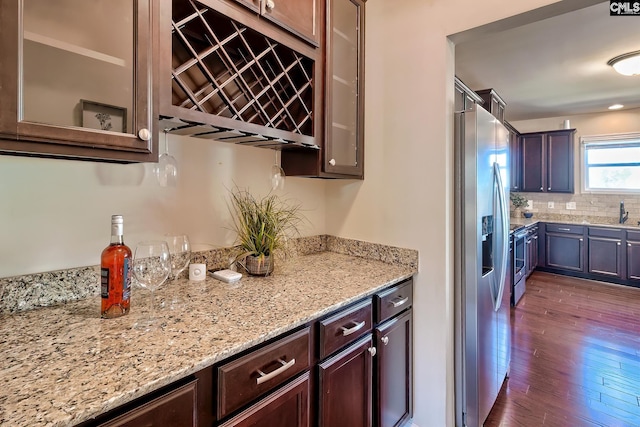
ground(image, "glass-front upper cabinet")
xmin=0 ymin=0 xmax=156 ymax=162
xmin=324 ymin=0 xmax=364 ymax=178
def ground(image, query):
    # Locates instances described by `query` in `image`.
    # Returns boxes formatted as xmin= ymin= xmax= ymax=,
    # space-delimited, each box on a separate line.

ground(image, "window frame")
xmin=581 ymin=132 xmax=640 ymax=194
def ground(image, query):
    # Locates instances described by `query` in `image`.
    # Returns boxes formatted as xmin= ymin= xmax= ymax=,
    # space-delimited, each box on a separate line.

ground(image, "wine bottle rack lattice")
xmin=171 ymin=0 xmax=314 ymax=137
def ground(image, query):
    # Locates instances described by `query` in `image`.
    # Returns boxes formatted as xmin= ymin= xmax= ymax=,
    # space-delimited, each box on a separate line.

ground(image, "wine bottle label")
xmin=100 ymin=268 xmax=109 ymax=298
xmin=123 ymin=258 xmax=131 ymax=301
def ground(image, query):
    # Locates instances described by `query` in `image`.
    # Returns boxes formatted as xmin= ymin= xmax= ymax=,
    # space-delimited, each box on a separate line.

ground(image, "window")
xmin=582 ymin=132 xmax=640 ymax=193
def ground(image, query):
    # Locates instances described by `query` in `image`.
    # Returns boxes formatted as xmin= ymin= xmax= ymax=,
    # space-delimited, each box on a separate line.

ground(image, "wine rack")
xmin=162 ymin=0 xmax=318 ymax=149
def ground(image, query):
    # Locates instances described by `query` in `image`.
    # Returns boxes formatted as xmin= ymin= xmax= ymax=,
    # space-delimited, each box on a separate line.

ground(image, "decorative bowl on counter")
xmin=523 ymin=212 xmax=534 ymax=218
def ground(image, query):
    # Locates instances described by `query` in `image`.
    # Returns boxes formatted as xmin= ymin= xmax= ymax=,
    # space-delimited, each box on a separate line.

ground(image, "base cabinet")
xmin=375 ymin=310 xmax=413 ymax=427
xmin=545 ymin=224 xmax=585 ymax=272
xmin=588 ymin=227 xmax=624 ymax=279
xmin=318 ymin=335 xmax=374 ymax=427
xmin=96 ymin=380 xmax=198 ymax=427
xmin=218 ymin=373 xmax=310 ymax=427
xmin=626 ymin=231 xmax=640 ymax=283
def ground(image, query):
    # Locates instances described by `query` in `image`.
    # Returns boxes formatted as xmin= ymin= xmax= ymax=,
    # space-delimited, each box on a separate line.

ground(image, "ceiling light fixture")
xmin=608 ymin=104 xmax=624 ymax=110
xmin=607 ymin=50 xmax=640 ymax=76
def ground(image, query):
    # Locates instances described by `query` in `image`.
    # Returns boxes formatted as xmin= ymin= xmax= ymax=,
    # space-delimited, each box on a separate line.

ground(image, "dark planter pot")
xmin=242 ymin=255 xmax=274 ymax=276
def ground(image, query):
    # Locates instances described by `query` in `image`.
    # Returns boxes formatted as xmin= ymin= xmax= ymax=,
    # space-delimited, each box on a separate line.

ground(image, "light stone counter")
xmin=0 ymin=250 xmax=416 ymax=426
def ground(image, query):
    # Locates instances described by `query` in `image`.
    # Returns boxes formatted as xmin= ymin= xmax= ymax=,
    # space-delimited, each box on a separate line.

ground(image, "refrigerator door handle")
xmin=492 ymin=161 xmax=509 ymax=311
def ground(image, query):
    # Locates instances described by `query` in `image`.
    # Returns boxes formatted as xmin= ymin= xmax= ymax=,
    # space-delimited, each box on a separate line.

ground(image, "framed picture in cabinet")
xmin=81 ymin=100 xmax=127 ymax=133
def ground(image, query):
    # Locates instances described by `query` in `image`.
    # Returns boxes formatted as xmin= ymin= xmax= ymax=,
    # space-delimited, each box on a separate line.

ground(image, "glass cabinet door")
xmin=324 ymin=0 xmax=364 ymax=177
xmin=0 ymin=0 xmax=155 ymax=162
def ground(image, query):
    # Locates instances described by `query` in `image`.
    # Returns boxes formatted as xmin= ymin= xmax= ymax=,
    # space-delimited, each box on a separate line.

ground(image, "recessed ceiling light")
xmin=608 ymin=104 xmax=624 ymax=110
xmin=607 ymin=51 xmax=640 ymax=76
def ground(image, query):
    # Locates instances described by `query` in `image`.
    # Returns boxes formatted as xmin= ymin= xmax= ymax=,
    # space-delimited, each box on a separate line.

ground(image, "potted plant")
xmin=510 ymin=193 xmax=532 ymax=218
xmin=227 ymin=187 xmax=304 ymax=276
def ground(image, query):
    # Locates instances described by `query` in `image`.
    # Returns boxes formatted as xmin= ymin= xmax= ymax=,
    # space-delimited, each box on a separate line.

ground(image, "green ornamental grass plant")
xmin=228 ymin=187 xmax=304 ymax=275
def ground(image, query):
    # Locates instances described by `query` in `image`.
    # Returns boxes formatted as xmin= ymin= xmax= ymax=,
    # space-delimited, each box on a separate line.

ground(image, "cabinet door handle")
xmin=341 ymin=320 xmax=366 ymax=336
xmin=540 ymin=186 xmax=543 ymax=191
xmin=617 ymin=242 xmax=621 ymax=246
xmin=391 ymin=296 xmax=409 ymax=308
xmin=629 ymin=243 xmax=632 ymax=247
xmin=533 ymin=236 xmax=538 ymax=240
xmin=548 ymin=187 xmax=551 ymax=191
xmin=368 ymin=347 xmax=377 ymax=357
xmin=381 ymin=336 xmax=389 ymax=346
xmin=256 ymin=358 xmax=295 ymax=385
xmin=558 ymin=227 xmax=571 ymax=231
xmin=265 ymin=0 xmax=275 ymax=11
xmin=579 ymin=238 xmax=583 ymax=242
xmin=329 ymin=158 xmax=336 ymax=166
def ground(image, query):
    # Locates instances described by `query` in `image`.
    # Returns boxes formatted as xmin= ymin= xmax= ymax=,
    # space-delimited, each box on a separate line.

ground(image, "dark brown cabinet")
xmin=544 ymin=223 xmax=585 ymax=272
xmin=0 ymin=0 xmax=157 ymax=162
xmin=375 ymin=310 xmax=412 ymax=427
xmin=219 ymin=372 xmax=310 ymax=427
xmin=454 ymin=77 xmax=482 ymax=113
xmin=475 ymin=89 xmax=506 ymax=123
xmin=318 ymin=335 xmax=374 ymax=427
xmin=230 ymin=0 xmax=320 ymax=46
xmin=520 ymin=129 xmax=575 ymax=193
xmin=159 ymin=0 xmax=320 ymax=150
xmin=86 ymin=380 xmax=198 ymax=427
xmin=373 ymin=278 xmax=413 ymax=427
xmin=505 ymin=121 xmax=521 ymax=192
xmin=588 ymin=227 xmax=624 ymax=279
xmin=217 ymin=327 xmax=311 ymax=419
xmin=627 ymin=231 xmax=640 ymax=282
xmin=526 ymin=224 xmax=538 ymax=277
xmin=282 ymin=0 xmax=365 ymax=178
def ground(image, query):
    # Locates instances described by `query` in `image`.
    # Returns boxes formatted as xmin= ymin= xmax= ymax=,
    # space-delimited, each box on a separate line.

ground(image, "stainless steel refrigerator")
xmin=454 ymin=103 xmax=511 ymax=427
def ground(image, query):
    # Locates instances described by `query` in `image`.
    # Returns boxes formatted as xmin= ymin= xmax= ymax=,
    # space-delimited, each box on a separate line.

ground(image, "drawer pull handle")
xmin=381 ymin=336 xmax=389 ymax=346
xmin=256 ymin=358 xmax=295 ymax=385
xmin=368 ymin=347 xmax=377 ymax=357
xmin=391 ymin=296 xmax=409 ymax=308
xmin=558 ymin=228 xmax=571 ymax=231
xmin=341 ymin=321 xmax=366 ymax=336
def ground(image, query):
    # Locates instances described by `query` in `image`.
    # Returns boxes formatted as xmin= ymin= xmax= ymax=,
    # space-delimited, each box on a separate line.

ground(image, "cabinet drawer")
xmin=98 ymin=380 xmax=197 ymax=427
xmin=628 ymin=230 xmax=640 ymax=241
xmin=375 ymin=279 xmax=413 ymax=324
xmin=217 ymin=327 xmax=311 ymax=419
xmin=546 ymin=223 xmax=584 ymax=234
xmin=589 ymin=227 xmax=624 ymax=239
xmin=218 ymin=372 xmax=310 ymax=427
xmin=319 ymin=299 xmax=372 ymax=359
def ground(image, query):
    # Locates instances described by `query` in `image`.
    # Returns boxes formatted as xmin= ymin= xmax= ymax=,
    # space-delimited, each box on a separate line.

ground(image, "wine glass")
xmin=165 ymin=234 xmax=191 ymax=308
xmin=132 ymin=240 xmax=171 ymax=330
xmin=166 ymin=234 xmax=191 ymax=281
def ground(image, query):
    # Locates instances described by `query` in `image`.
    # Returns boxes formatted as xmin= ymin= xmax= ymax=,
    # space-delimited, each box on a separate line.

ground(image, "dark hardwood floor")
xmin=485 ymin=271 xmax=640 ymax=427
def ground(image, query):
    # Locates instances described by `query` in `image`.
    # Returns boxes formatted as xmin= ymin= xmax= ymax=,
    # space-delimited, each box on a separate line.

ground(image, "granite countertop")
xmin=0 ymin=251 xmax=416 ymax=427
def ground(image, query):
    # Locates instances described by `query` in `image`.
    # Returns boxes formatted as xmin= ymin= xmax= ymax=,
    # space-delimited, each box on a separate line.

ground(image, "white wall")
xmin=326 ymin=0 xmax=564 ymax=426
xmin=0 ymin=136 xmax=326 ymax=278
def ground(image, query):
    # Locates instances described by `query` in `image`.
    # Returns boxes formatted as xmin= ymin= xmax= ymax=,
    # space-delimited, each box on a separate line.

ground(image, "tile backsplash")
xmin=511 ymin=192 xmax=640 ymax=225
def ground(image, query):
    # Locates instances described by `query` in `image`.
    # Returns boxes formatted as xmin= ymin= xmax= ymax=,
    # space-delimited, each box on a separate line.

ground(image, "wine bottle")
xmin=101 ymin=215 xmax=132 ymax=318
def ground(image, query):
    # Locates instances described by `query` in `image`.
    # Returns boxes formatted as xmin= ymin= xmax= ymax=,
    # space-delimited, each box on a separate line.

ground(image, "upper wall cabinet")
xmin=158 ymin=0 xmax=321 ymax=150
xmin=520 ymin=129 xmax=575 ymax=193
xmin=282 ymin=0 xmax=365 ymax=178
xmin=0 ymin=0 xmax=157 ymax=162
xmin=475 ymin=88 xmax=506 ymax=124
xmin=230 ymin=0 xmax=320 ymax=46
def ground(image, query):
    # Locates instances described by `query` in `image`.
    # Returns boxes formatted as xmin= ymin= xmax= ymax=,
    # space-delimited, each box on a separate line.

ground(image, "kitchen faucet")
xmin=620 ymin=201 xmax=629 ymax=224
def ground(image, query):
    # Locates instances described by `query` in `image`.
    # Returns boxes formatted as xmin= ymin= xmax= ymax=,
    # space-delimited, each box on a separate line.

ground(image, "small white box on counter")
xmin=211 ymin=269 xmax=242 ymax=283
